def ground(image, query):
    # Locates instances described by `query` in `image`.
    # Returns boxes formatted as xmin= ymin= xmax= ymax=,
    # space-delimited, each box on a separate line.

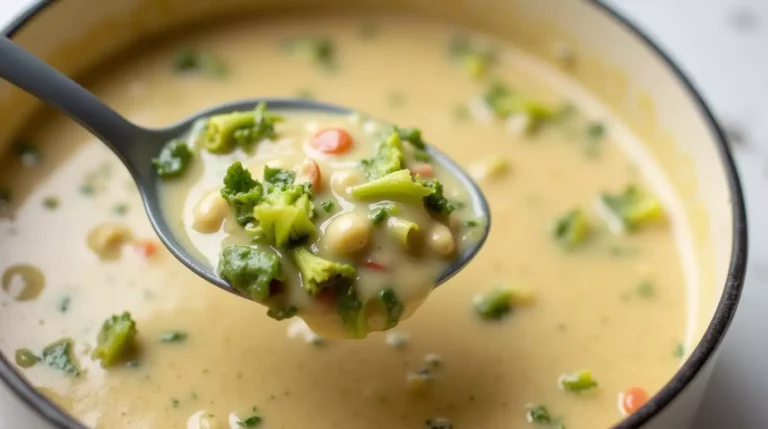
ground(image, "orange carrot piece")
xmin=310 ymin=128 xmax=354 ymax=154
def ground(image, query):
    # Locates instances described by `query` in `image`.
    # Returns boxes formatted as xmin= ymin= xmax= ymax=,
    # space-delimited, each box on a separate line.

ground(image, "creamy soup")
xmin=0 ymin=13 xmax=688 ymax=429
xmin=158 ymin=107 xmax=480 ymax=338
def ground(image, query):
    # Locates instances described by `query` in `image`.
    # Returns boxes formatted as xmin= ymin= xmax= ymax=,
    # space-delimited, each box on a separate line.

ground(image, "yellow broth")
xmin=0 ymin=13 xmax=687 ymax=429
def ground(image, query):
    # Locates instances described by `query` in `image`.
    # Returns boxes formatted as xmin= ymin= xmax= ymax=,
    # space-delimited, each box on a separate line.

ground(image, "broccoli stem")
xmin=351 ymin=169 xmax=433 ymax=205
xmin=203 ymin=111 xmax=255 ymax=153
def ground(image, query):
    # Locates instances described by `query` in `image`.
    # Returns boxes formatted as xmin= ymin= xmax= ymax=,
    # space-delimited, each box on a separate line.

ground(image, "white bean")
xmin=192 ymin=190 xmax=229 ymax=233
xmin=428 ymin=223 xmax=455 ymax=257
xmin=322 ymin=212 xmax=371 ymax=256
xmin=87 ymin=223 xmax=132 ymax=260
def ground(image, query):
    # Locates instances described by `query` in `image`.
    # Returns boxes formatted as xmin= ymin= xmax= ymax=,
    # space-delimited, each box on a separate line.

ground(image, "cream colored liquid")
xmin=0 ymin=14 xmax=686 ymax=429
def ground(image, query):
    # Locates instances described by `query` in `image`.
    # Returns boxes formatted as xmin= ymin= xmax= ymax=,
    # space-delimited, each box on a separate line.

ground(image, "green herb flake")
xmin=57 ymin=295 xmax=71 ymax=313
xmin=448 ymin=35 xmax=496 ymax=79
xmin=41 ymin=338 xmax=81 ymax=376
xmin=237 ymin=411 xmax=263 ymax=427
xmin=552 ymin=209 xmax=590 ymax=249
xmin=598 ymin=185 xmax=663 ymax=232
xmin=636 ymin=281 xmax=655 ymax=298
xmin=266 ymin=306 xmax=298 ymax=321
xmin=14 ymin=348 xmax=39 ymax=368
xmin=16 ymin=143 xmax=41 ymax=166
xmin=425 ymin=417 xmax=453 ymax=429
xmin=464 ymin=219 xmax=479 ymax=228
xmin=369 ymin=203 xmax=396 ymax=226
xmin=320 ymin=201 xmax=335 ymax=213
xmin=674 ymin=343 xmax=685 ymax=359
xmin=474 ymin=288 xmax=513 ymax=321
xmin=171 ymin=398 xmax=180 ymax=408
xmin=152 ymin=140 xmax=193 ymax=179
xmin=285 ymin=37 xmax=335 ymax=71
xmin=78 ymin=184 xmax=95 ymax=197
xmin=171 ymin=49 xmax=228 ymax=78
xmin=159 ymin=331 xmax=188 ymax=343
xmin=525 ymin=404 xmax=565 ymax=428
xmin=557 ymin=370 xmax=598 ymax=393
xmin=413 ymin=150 xmax=432 ymax=163
xmin=112 ymin=203 xmax=129 ymax=216
xmin=586 ymin=122 xmax=606 ymax=141
xmin=42 ymin=196 xmax=59 ymax=210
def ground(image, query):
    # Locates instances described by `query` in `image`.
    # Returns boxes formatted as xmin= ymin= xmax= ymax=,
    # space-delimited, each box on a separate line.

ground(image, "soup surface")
xmin=0 ymin=13 xmax=689 ymax=429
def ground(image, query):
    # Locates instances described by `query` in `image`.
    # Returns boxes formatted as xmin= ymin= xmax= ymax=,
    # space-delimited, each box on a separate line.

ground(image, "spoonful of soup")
xmin=0 ymin=37 xmax=490 ymax=338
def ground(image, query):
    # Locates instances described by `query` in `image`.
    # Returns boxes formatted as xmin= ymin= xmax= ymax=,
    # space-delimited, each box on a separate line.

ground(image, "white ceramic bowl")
xmin=0 ymin=1 xmax=748 ymax=428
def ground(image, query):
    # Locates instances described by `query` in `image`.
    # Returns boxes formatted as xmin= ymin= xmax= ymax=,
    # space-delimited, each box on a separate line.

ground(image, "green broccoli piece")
xmin=91 ymin=312 xmax=138 ymax=368
xmin=361 ymin=132 xmax=406 ymax=180
xmin=377 ymin=289 xmax=404 ymax=330
xmin=221 ymin=162 xmax=263 ymax=226
xmin=351 ymin=169 xmax=434 ymax=205
xmin=171 ymin=49 xmax=228 ymax=77
xmin=253 ymin=185 xmax=316 ymax=247
xmin=41 ymin=338 xmax=81 ymax=376
xmin=152 ymin=140 xmax=193 ymax=179
xmin=291 ymin=247 xmax=356 ymax=296
xmin=263 ymin=166 xmax=296 ymax=187
xmin=266 ymin=306 xmax=298 ymax=321
xmin=598 ymin=185 xmax=663 ymax=232
xmin=394 ymin=126 xmax=426 ymax=150
xmin=368 ymin=203 xmax=397 ymax=226
xmin=474 ymin=288 xmax=514 ymax=321
xmin=558 ymin=370 xmax=598 ymax=393
xmin=483 ymin=82 xmax=557 ymax=133
xmin=336 ymin=284 xmax=367 ymax=338
xmin=217 ymin=245 xmax=283 ymax=301
xmin=202 ymin=103 xmax=282 ymax=153
xmin=417 ymin=178 xmax=454 ymax=215
xmin=286 ymin=37 xmax=335 ymax=70
xmin=525 ymin=404 xmax=565 ymax=428
xmin=319 ymin=201 xmax=335 ymax=213
xmin=552 ymin=209 xmax=590 ymax=248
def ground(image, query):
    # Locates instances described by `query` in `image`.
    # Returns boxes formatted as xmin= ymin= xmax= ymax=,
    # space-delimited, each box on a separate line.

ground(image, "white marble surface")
xmin=1 ymin=0 xmax=767 ymax=427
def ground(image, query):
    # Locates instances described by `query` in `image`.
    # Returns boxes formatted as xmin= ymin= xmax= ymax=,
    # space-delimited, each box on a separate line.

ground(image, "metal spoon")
xmin=0 ymin=37 xmax=490 ymax=297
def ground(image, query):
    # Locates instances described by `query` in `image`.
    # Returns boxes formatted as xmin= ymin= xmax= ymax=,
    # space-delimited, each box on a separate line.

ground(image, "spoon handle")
xmin=0 ymin=37 xmax=142 ymax=154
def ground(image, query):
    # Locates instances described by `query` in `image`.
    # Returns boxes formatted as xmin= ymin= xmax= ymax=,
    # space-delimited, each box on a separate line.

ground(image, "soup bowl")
xmin=0 ymin=0 xmax=747 ymax=428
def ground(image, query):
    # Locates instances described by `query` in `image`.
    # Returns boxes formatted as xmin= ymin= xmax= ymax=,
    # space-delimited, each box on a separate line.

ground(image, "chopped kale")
xmin=266 ymin=306 xmax=298 ymax=321
xmin=417 ymin=178 xmax=454 ymax=215
xmin=237 ymin=412 xmax=263 ymax=427
xmin=263 ymin=166 xmax=296 ymax=188
xmin=152 ymin=140 xmax=193 ymax=179
xmin=361 ymin=132 xmax=406 ymax=181
xmin=217 ymin=245 xmax=283 ymax=301
xmin=220 ymin=162 xmax=263 ymax=226
xmin=336 ymin=283 xmax=366 ymax=338
xmin=483 ymin=82 xmax=557 ymax=133
xmin=41 ymin=338 xmax=81 ymax=376
xmin=320 ymin=201 xmax=335 ymax=213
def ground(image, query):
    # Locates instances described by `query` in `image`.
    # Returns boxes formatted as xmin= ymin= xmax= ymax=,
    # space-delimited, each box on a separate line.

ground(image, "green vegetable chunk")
xmin=202 ymin=103 xmax=282 ymax=153
xmin=171 ymin=49 xmax=228 ymax=77
xmin=475 ymin=288 xmax=513 ymax=321
xmin=320 ymin=201 xmax=335 ymax=213
xmin=449 ymin=35 xmax=496 ymax=79
xmin=291 ymin=247 xmax=355 ymax=296
xmin=252 ymin=185 xmax=316 ymax=247
xmin=266 ymin=306 xmax=298 ymax=321
xmin=263 ymin=166 xmax=296 ymax=187
xmin=218 ymin=245 xmax=282 ymax=301
xmin=237 ymin=414 xmax=263 ymax=427
xmin=361 ymin=132 xmax=405 ymax=180
xmin=525 ymin=404 xmax=565 ymax=428
xmin=41 ymin=338 xmax=81 ymax=376
xmin=220 ymin=162 xmax=263 ymax=226
xmin=286 ymin=37 xmax=335 ymax=70
xmin=152 ymin=140 xmax=193 ymax=179
xmin=351 ymin=170 xmax=433 ymax=205
xmin=91 ymin=312 xmax=138 ymax=368
xmin=377 ymin=289 xmax=404 ymax=329
xmin=557 ymin=370 xmax=598 ymax=393
xmin=483 ymin=82 xmax=557 ymax=133
xmin=552 ymin=209 xmax=590 ymax=248
xmin=159 ymin=331 xmax=188 ymax=343
xmin=336 ymin=284 xmax=367 ymax=338
xmin=417 ymin=178 xmax=454 ymax=215
xmin=598 ymin=185 xmax=663 ymax=232
xmin=15 ymin=348 xmax=39 ymax=368
xmin=368 ymin=203 xmax=396 ymax=225
xmin=394 ymin=126 xmax=426 ymax=150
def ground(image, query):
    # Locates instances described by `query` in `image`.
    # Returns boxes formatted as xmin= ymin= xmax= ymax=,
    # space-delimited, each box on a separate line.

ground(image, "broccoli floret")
xmin=351 ymin=169 xmax=434 ymax=205
xmin=291 ymin=247 xmax=356 ymax=296
xmin=361 ymin=132 xmax=405 ymax=180
xmin=552 ymin=209 xmax=590 ymax=248
xmin=394 ymin=126 xmax=426 ymax=150
xmin=558 ymin=370 xmax=598 ymax=393
xmin=377 ymin=289 xmax=404 ymax=330
xmin=253 ymin=185 xmax=316 ymax=247
xmin=483 ymin=82 xmax=556 ymax=133
xmin=41 ymin=338 xmax=81 ymax=376
xmin=91 ymin=312 xmax=138 ymax=368
xmin=202 ymin=103 xmax=282 ymax=153
xmin=474 ymin=288 xmax=514 ymax=321
xmin=263 ymin=166 xmax=296 ymax=187
xmin=598 ymin=185 xmax=663 ymax=232
xmin=217 ymin=245 xmax=283 ymax=301
xmin=221 ymin=162 xmax=263 ymax=226
xmin=417 ymin=178 xmax=454 ymax=215
xmin=266 ymin=306 xmax=298 ymax=321
xmin=336 ymin=284 xmax=367 ymax=338
xmin=152 ymin=140 xmax=193 ymax=179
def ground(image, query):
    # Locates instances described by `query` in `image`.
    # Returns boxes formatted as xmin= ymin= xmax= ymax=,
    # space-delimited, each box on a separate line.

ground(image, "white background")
xmin=1 ymin=0 xmax=767 ymax=427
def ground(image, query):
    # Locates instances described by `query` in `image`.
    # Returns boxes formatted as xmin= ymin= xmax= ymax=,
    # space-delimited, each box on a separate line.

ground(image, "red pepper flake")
xmin=362 ymin=260 xmax=387 ymax=271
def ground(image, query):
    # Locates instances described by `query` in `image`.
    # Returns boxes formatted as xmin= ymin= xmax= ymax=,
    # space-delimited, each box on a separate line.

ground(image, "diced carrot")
xmin=620 ymin=387 xmax=649 ymax=416
xmin=310 ymin=128 xmax=354 ymax=154
xmin=411 ymin=163 xmax=434 ymax=178
xmin=133 ymin=239 xmax=159 ymax=258
xmin=297 ymin=159 xmax=322 ymax=191
xmin=362 ymin=260 xmax=387 ymax=271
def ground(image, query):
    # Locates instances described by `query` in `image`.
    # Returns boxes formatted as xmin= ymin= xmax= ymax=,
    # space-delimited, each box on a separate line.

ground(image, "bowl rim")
xmin=0 ymin=1 xmax=748 ymax=428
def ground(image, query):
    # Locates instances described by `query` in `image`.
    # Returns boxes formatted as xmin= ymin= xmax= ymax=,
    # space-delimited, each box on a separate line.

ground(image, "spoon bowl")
xmin=0 ymin=37 xmax=490 ymax=299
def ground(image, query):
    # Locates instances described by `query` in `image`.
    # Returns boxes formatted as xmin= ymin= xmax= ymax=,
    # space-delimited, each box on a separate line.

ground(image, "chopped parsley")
xmin=112 ymin=203 xmax=129 ymax=216
xmin=42 ymin=196 xmax=59 ymax=210
xmin=41 ymin=338 xmax=81 ymax=376
xmin=557 ymin=370 xmax=598 ymax=393
xmin=320 ymin=201 xmax=335 ymax=213
xmin=57 ymin=295 xmax=71 ymax=313
xmin=674 ymin=343 xmax=685 ymax=359
xmin=525 ymin=404 xmax=565 ymax=428
xmin=636 ymin=281 xmax=655 ymax=298
xmin=464 ymin=219 xmax=480 ymax=228
xmin=237 ymin=407 xmax=263 ymax=427
xmin=586 ymin=121 xmax=606 ymax=141
xmin=152 ymin=140 xmax=193 ymax=179
xmin=159 ymin=331 xmax=188 ymax=343
xmin=171 ymin=49 xmax=228 ymax=77
xmin=369 ymin=203 xmax=396 ymax=226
